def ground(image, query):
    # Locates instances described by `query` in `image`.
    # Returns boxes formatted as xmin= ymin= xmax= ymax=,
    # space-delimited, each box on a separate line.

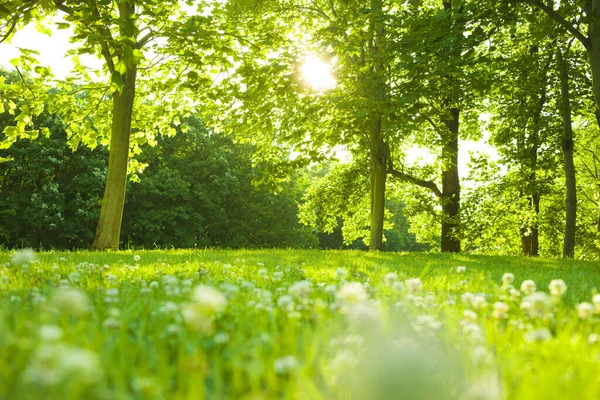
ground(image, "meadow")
xmin=1 ymin=249 xmax=600 ymax=399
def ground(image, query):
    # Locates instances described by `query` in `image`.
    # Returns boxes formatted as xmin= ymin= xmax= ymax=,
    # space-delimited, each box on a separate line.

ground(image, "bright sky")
xmin=0 ymin=20 xmax=102 ymax=80
xmin=1 ymin=24 xmax=496 ymax=179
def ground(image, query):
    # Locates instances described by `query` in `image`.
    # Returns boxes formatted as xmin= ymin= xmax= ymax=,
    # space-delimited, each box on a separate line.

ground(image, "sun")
xmin=300 ymin=55 xmax=336 ymax=91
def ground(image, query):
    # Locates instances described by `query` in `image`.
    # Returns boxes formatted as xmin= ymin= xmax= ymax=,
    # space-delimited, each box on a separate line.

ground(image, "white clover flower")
xmin=413 ymin=315 xmax=442 ymax=332
xmin=11 ymin=248 xmax=36 ymax=266
xmin=23 ymin=344 xmax=102 ymax=387
xmin=548 ymin=279 xmax=567 ymax=297
xmin=471 ymin=294 xmax=487 ymax=310
xmin=274 ymin=355 xmax=299 ymax=375
xmin=103 ymin=317 xmax=121 ymax=330
xmin=277 ymin=295 xmax=294 ymax=310
xmin=288 ymin=280 xmax=312 ymax=298
xmin=509 ymin=288 xmax=521 ymax=301
xmin=345 ymin=302 xmax=379 ymax=328
xmin=492 ymin=302 xmax=509 ymax=319
xmin=525 ymin=328 xmax=552 ymax=342
xmin=460 ymin=293 xmax=473 ymax=306
xmin=52 ymin=288 xmax=91 ymax=316
xmin=160 ymin=301 xmax=179 ymax=314
xmin=334 ymin=268 xmax=348 ymax=281
xmin=258 ymin=269 xmax=268 ymax=278
xmin=589 ymin=333 xmax=600 ymax=345
xmin=593 ymin=294 xmax=600 ymax=314
xmin=471 ymin=346 xmax=493 ymax=366
xmin=462 ymin=310 xmax=478 ymax=324
xmin=191 ymin=285 xmax=227 ymax=315
xmin=391 ymin=281 xmax=404 ymax=292
xmin=577 ymin=302 xmax=593 ymax=320
xmin=214 ymin=332 xmax=229 ymax=344
xmin=133 ymin=255 xmax=141 ymax=262
xmin=405 ymin=278 xmax=423 ymax=294
xmin=521 ymin=292 xmax=551 ymax=318
xmin=337 ymin=282 xmax=368 ymax=304
xmin=520 ymin=280 xmax=536 ymax=295
xmin=384 ymin=272 xmax=398 ymax=286
xmin=68 ymin=272 xmax=81 ymax=284
xmin=149 ymin=281 xmax=159 ymax=289
xmin=456 ymin=266 xmax=467 ymax=274
xmin=325 ymin=284 xmax=338 ymax=295
xmin=181 ymin=304 xmax=214 ymax=334
xmin=272 ymin=271 xmax=284 ymax=282
xmin=502 ymin=273 xmax=515 ymax=286
xmin=39 ymin=325 xmax=63 ymax=342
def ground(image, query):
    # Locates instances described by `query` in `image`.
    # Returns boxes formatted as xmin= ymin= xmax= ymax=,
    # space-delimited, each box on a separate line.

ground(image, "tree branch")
xmin=388 ymin=168 xmax=442 ymax=198
xmin=386 ymin=151 xmax=442 ymax=197
xmin=526 ymin=1 xmax=591 ymax=50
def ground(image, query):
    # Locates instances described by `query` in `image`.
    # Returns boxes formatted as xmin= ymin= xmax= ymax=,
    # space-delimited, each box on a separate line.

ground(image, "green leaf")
xmin=110 ymin=71 xmax=124 ymax=93
xmin=56 ymin=22 xmax=71 ymax=29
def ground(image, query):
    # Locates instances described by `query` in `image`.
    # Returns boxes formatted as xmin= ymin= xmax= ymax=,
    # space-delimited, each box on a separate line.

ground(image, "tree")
xmin=1 ymin=1 xmax=224 ymax=249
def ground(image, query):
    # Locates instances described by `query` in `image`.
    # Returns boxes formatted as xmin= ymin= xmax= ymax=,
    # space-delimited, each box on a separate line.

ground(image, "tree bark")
xmin=92 ymin=67 xmax=137 ymax=250
xmin=557 ymin=45 xmax=577 ymax=258
xmin=367 ymin=0 xmax=386 ymax=251
xmin=440 ymin=108 xmax=461 ymax=253
xmin=92 ymin=1 xmax=138 ymax=250
xmin=369 ymin=117 xmax=386 ymax=251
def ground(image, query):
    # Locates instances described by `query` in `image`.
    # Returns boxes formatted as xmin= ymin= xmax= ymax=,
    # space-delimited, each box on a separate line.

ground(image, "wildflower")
xmin=337 ymin=282 xmax=368 ymax=304
xmin=592 ymin=294 xmax=600 ymax=314
xmin=577 ymin=302 xmax=593 ymax=320
xmin=461 ymin=292 xmax=474 ymax=305
xmin=492 ymin=302 xmax=509 ymax=319
xmin=521 ymin=292 xmax=551 ymax=318
xmin=525 ymin=328 xmax=552 ymax=342
xmin=149 ymin=281 xmax=159 ymax=289
xmin=191 ymin=285 xmax=227 ymax=315
xmin=277 ymin=295 xmax=294 ymax=311
xmin=471 ymin=294 xmax=487 ymax=310
xmin=103 ymin=317 xmax=121 ymax=330
xmin=11 ymin=248 xmax=36 ymax=266
xmin=289 ymin=280 xmax=312 ymax=298
xmin=133 ymin=255 xmax=141 ymax=262
xmin=548 ymin=279 xmax=567 ymax=297
xmin=502 ymin=273 xmax=515 ymax=286
xmin=589 ymin=333 xmax=600 ymax=345
xmin=39 ymin=325 xmax=63 ymax=342
xmin=23 ymin=344 xmax=102 ymax=386
xmin=456 ymin=266 xmax=467 ymax=274
xmin=413 ymin=315 xmax=442 ymax=332
xmin=462 ymin=310 xmax=478 ymax=324
xmin=520 ymin=280 xmax=536 ymax=295
xmin=52 ymin=288 xmax=91 ymax=316
xmin=392 ymin=281 xmax=404 ymax=292
xmin=272 ymin=271 xmax=284 ymax=282
xmin=384 ymin=272 xmax=399 ymax=286
xmin=471 ymin=346 xmax=493 ymax=365
xmin=335 ymin=268 xmax=348 ymax=281
xmin=345 ymin=302 xmax=380 ymax=328
xmin=274 ymin=355 xmax=299 ymax=376
xmin=405 ymin=278 xmax=423 ymax=294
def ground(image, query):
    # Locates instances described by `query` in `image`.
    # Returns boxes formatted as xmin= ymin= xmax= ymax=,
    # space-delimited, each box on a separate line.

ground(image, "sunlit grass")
xmin=1 ymin=249 xmax=600 ymax=399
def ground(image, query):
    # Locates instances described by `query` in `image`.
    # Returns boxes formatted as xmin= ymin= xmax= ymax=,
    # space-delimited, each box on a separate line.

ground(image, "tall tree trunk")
xmin=557 ymin=46 xmax=577 ymax=258
xmin=367 ymin=0 xmax=386 ymax=251
xmin=587 ymin=1 xmax=600 ymax=129
xmin=441 ymin=108 xmax=460 ymax=253
xmin=369 ymin=117 xmax=386 ymax=251
xmin=92 ymin=1 xmax=138 ymax=250
xmin=92 ymin=67 xmax=137 ymax=250
xmin=520 ymin=194 xmax=540 ymax=256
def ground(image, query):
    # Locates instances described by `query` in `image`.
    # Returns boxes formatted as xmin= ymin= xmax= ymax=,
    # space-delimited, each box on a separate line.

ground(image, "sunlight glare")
xmin=300 ymin=55 xmax=335 ymax=91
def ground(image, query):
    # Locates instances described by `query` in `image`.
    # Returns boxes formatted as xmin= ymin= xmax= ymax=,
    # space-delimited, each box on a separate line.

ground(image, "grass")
xmin=1 ymin=249 xmax=600 ymax=399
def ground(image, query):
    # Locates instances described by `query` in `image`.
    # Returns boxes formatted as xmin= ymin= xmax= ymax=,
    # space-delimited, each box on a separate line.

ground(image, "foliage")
xmin=0 ymin=114 xmax=317 ymax=250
